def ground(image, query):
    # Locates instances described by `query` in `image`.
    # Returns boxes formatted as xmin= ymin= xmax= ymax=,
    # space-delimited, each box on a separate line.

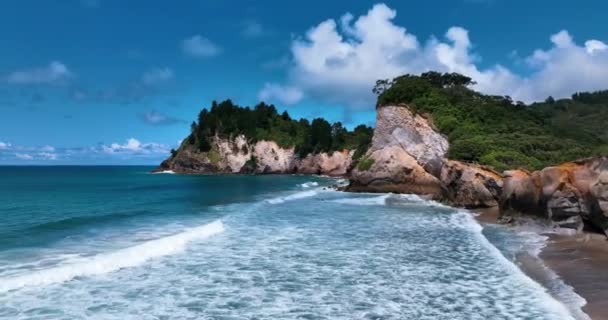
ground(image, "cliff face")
xmin=347 ymin=105 xmax=502 ymax=207
xmin=157 ymin=135 xmax=352 ymax=176
xmin=500 ymin=158 xmax=608 ymax=235
xmin=159 ymin=102 xmax=608 ymax=234
xmin=346 ymin=103 xmax=608 ymax=234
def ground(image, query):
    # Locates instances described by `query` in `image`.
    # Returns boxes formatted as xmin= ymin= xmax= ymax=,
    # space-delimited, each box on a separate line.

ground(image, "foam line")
xmin=153 ymin=170 xmax=175 ymax=174
xmin=299 ymin=182 xmax=319 ymax=188
xmin=454 ymin=212 xmax=581 ymax=320
xmin=266 ymin=190 xmax=320 ymax=204
xmin=0 ymin=220 xmax=224 ymax=292
xmin=332 ymin=194 xmax=391 ymax=206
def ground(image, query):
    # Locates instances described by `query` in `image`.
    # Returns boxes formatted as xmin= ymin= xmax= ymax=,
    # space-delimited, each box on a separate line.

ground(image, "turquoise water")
xmin=0 ymin=167 xmax=581 ymax=319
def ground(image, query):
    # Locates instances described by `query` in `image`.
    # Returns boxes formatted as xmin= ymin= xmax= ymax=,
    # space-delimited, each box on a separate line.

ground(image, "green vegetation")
xmin=187 ymin=99 xmax=373 ymax=159
xmin=375 ymin=71 xmax=608 ymax=171
xmin=357 ymin=157 xmax=375 ymax=171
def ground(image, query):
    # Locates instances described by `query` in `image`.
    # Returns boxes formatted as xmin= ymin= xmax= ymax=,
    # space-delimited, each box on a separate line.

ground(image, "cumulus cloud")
xmin=0 ymin=141 xmax=11 ymax=149
xmin=266 ymin=3 xmax=608 ymax=109
xmin=5 ymin=61 xmax=72 ymax=85
xmin=100 ymin=138 xmax=170 ymax=155
xmin=0 ymin=141 xmax=174 ymax=164
xmin=38 ymin=152 xmax=58 ymax=160
xmin=258 ymin=83 xmax=304 ymax=105
xmin=182 ymin=35 xmax=221 ymax=57
xmin=515 ymin=30 xmax=608 ymax=102
xmin=141 ymin=67 xmax=174 ymax=86
xmin=15 ymin=153 xmax=33 ymax=160
xmin=139 ymin=110 xmax=184 ymax=126
xmin=40 ymin=145 xmax=55 ymax=152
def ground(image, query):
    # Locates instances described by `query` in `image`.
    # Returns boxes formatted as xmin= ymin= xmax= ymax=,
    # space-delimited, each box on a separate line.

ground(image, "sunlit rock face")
xmin=500 ymin=157 xmax=608 ymax=234
xmin=157 ymin=135 xmax=352 ymax=176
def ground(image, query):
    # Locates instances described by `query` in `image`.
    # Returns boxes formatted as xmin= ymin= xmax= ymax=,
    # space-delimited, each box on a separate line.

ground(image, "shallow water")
xmin=0 ymin=167 xmax=583 ymax=319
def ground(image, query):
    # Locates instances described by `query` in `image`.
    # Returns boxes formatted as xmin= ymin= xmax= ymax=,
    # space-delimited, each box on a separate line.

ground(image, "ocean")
xmin=0 ymin=166 xmax=587 ymax=319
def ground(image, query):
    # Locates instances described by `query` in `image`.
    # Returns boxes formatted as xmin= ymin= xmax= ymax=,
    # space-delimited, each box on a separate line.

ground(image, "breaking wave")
xmin=0 ymin=220 xmax=224 ymax=292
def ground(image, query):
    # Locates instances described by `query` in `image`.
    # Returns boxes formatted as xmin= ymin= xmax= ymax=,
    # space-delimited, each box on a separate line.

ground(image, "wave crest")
xmin=0 ymin=220 xmax=224 ymax=292
xmin=267 ymin=190 xmax=320 ymax=204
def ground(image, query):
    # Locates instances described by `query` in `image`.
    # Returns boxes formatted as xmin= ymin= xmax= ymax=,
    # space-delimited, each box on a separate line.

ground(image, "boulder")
xmin=589 ymin=171 xmax=608 ymax=235
xmin=440 ymin=160 xmax=503 ymax=208
xmin=546 ymin=183 xmax=585 ymax=231
xmin=347 ymin=145 xmax=443 ymax=198
xmin=500 ymin=157 xmax=608 ymax=234
xmin=500 ymin=170 xmax=543 ymax=216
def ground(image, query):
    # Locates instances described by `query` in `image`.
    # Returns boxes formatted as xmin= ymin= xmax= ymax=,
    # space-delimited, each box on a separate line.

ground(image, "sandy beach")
xmin=473 ymin=207 xmax=608 ymax=320
xmin=541 ymin=233 xmax=608 ymax=320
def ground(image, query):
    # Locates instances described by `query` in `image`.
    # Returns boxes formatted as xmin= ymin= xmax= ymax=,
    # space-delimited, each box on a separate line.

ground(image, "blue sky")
xmin=1 ymin=0 xmax=607 ymax=164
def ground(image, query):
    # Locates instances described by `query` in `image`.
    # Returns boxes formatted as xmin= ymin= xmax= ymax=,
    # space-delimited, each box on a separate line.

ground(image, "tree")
xmin=372 ymin=79 xmax=393 ymax=95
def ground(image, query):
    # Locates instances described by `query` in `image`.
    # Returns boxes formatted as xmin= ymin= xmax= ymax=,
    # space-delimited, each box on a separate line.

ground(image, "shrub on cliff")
xmin=374 ymin=72 xmax=608 ymax=171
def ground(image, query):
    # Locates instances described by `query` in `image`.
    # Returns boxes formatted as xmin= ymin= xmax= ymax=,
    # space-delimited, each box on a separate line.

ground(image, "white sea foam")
xmin=0 ymin=220 xmax=224 ymax=292
xmin=332 ymin=194 xmax=391 ymax=206
xmin=266 ymin=189 xmax=320 ymax=204
xmin=509 ymin=225 xmax=591 ymax=320
xmin=299 ymin=181 xmax=319 ymax=188
xmin=153 ymin=170 xmax=175 ymax=174
xmin=332 ymin=193 xmax=430 ymax=206
xmin=454 ymin=212 xmax=583 ymax=320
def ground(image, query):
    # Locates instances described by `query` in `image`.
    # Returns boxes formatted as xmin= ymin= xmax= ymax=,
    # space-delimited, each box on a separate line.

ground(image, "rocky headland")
xmin=157 ymin=136 xmax=353 ymax=176
xmin=158 ymin=72 xmax=608 ymax=237
xmin=158 ymin=101 xmax=608 ymax=236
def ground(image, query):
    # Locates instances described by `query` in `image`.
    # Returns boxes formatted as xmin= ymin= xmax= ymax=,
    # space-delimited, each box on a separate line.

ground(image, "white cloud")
xmin=141 ymin=67 xmax=174 ymax=86
xmin=101 ymin=138 xmax=170 ymax=155
xmin=0 ymin=142 xmax=11 ymax=149
xmin=38 ymin=152 xmax=58 ymax=160
xmin=140 ymin=110 xmax=183 ymax=125
xmin=182 ymin=35 xmax=221 ymax=57
xmin=15 ymin=153 xmax=33 ymax=160
xmin=258 ymin=83 xmax=304 ymax=105
xmin=6 ymin=61 xmax=72 ymax=85
xmin=268 ymin=3 xmax=608 ymax=108
xmin=585 ymin=40 xmax=608 ymax=55
xmin=40 ymin=145 xmax=55 ymax=152
xmin=516 ymin=30 xmax=608 ymax=102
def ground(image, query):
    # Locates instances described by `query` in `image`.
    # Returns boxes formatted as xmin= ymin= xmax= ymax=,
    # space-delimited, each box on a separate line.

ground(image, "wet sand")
xmin=473 ymin=207 xmax=608 ymax=320
xmin=541 ymin=233 xmax=608 ymax=320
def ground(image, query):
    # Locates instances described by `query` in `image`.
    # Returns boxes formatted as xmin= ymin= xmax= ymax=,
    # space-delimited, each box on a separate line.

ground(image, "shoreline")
xmin=541 ymin=233 xmax=608 ymax=320
xmin=473 ymin=207 xmax=608 ymax=320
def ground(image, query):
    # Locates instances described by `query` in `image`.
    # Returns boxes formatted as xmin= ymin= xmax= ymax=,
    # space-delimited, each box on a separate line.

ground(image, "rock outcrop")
xmin=348 ymin=145 xmax=444 ymax=197
xmin=500 ymin=158 xmax=608 ymax=234
xmin=440 ymin=160 xmax=503 ymax=208
xmin=347 ymin=105 xmax=503 ymax=208
xmin=296 ymin=150 xmax=354 ymax=176
xmin=157 ymin=135 xmax=351 ymax=176
xmin=159 ymin=102 xmax=608 ymax=235
xmin=368 ymin=105 xmax=448 ymax=176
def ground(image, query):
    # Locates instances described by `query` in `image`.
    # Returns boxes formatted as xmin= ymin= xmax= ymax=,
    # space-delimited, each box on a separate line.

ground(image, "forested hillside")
xmin=183 ymin=100 xmax=373 ymax=160
xmin=375 ymin=72 xmax=608 ymax=171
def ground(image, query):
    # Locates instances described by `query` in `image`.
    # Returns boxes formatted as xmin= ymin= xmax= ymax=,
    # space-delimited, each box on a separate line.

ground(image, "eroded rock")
xmin=440 ymin=160 xmax=503 ymax=208
xmin=371 ymin=105 xmax=448 ymax=177
xmin=348 ymin=145 xmax=443 ymax=198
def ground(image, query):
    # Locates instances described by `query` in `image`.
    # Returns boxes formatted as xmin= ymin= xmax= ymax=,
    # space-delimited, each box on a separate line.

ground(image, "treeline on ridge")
xmin=374 ymin=71 xmax=608 ymax=171
xmin=184 ymin=99 xmax=373 ymax=159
